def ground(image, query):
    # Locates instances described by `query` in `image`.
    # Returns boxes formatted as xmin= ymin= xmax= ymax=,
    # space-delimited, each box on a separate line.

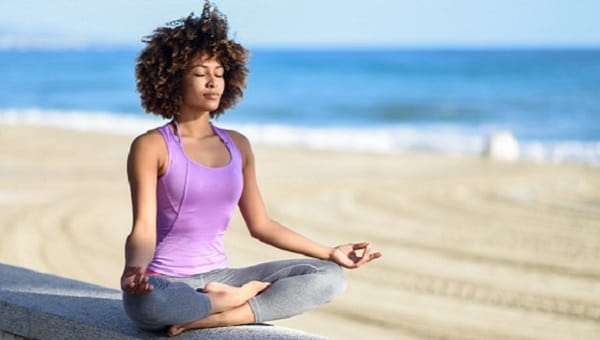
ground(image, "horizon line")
xmin=2 ymin=44 xmax=600 ymax=52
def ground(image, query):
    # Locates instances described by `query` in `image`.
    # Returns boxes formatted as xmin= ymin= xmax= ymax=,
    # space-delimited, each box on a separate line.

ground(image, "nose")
xmin=206 ymin=75 xmax=216 ymax=89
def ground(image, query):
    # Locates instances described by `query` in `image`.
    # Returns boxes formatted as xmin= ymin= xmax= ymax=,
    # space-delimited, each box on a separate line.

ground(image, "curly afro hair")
xmin=135 ymin=1 xmax=249 ymax=119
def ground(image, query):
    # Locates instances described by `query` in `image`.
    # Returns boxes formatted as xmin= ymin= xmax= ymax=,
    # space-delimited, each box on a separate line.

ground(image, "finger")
xmin=142 ymin=283 xmax=152 ymax=294
xmin=340 ymin=261 xmax=358 ymax=269
xmin=133 ymin=271 xmax=141 ymax=286
xmin=355 ymin=244 xmax=372 ymax=267
xmin=349 ymin=242 xmax=369 ymax=262
xmin=132 ymin=276 xmax=145 ymax=293
xmin=349 ymin=242 xmax=369 ymax=260
xmin=338 ymin=255 xmax=357 ymax=268
xmin=338 ymin=256 xmax=359 ymax=269
xmin=125 ymin=275 xmax=137 ymax=288
xmin=352 ymin=242 xmax=370 ymax=250
xmin=122 ymin=281 xmax=133 ymax=292
xmin=135 ymin=269 xmax=148 ymax=287
xmin=135 ymin=277 xmax=149 ymax=294
xmin=348 ymin=252 xmax=361 ymax=262
xmin=122 ymin=267 xmax=138 ymax=286
xmin=123 ymin=281 xmax=137 ymax=294
xmin=131 ymin=285 xmax=141 ymax=295
xmin=366 ymin=252 xmax=383 ymax=263
xmin=332 ymin=252 xmax=358 ymax=269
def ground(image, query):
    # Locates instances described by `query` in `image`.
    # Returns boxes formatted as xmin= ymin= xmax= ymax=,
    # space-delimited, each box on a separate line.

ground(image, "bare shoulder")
xmin=129 ymin=128 xmax=164 ymax=154
xmin=223 ymin=128 xmax=252 ymax=153
xmin=128 ymin=127 xmax=168 ymax=175
xmin=221 ymin=128 xmax=254 ymax=167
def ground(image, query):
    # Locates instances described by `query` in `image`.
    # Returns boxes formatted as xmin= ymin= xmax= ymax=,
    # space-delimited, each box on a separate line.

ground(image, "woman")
xmin=121 ymin=2 xmax=382 ymax=337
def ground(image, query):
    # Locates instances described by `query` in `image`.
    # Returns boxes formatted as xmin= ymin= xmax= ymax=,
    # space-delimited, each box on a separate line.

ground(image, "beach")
xmin=1 ymin=123 xmax=599 ymax=339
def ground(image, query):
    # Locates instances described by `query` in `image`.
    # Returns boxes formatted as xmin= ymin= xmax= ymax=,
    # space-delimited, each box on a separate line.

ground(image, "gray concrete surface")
xmin=0 ymin=263 xmax=327 ymax=339
xmin=0 ymin=330 xmax=28 ymax=340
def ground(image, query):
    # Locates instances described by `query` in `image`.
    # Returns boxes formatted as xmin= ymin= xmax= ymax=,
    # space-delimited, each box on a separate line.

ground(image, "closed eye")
xmin=194 ymin=74 xmax=224 ymax=78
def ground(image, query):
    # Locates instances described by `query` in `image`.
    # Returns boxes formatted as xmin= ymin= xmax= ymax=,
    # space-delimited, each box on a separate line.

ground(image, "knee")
xmin=122 ymin=277 xmax=169 ymax=330
xmin=122 ymin=291 xmax=167 ymax=330
xmin=318 ymin=261 xmax=347 ymax=302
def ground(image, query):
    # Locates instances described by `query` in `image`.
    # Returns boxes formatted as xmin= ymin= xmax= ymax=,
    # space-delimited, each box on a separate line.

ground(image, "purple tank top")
xmin=147 ymin=119 xmax=244 ymax=277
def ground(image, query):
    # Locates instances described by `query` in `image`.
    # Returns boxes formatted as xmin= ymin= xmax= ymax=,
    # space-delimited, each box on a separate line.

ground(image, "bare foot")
xmin=204 ymin=281 xmax=270 ymax=313
xmin=167 ymin=281 xmax=269 ymax=337
xmin=168 ymin=324 xmax=186 ymax=337
xmin=168 ymin=303 xmax=255 ymax=336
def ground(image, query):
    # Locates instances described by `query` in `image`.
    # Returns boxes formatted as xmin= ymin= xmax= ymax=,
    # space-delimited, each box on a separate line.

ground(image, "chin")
xmin=193 ymin=104 xmax=220 ymax=113
xmin=207 ymin=102 xmax=221 ymax=110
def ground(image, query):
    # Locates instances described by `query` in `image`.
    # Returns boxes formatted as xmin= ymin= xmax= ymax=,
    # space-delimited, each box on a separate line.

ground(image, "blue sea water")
xmin=0 ymin=48 xmax=599 ymax=165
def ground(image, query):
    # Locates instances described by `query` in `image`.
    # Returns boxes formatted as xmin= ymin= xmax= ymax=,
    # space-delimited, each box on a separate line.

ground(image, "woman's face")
xmin=180 ymin=54 xmax=225 ymax=114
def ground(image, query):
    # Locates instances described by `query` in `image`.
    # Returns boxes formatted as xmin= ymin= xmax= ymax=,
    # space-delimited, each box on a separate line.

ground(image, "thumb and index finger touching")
xmin=349 ymin=241 xmax=383 ymax=268
xmin=122 ymin=266 xmax=153 ymax=294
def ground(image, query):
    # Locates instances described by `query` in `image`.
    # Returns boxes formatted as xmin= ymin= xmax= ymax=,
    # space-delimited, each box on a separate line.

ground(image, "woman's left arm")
xmin=232 ymin=131 xmax=382 ymax=269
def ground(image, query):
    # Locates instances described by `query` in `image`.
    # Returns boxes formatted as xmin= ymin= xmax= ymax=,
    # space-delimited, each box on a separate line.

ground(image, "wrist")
xmin=321 ymin=246 xmax=336 ymax=261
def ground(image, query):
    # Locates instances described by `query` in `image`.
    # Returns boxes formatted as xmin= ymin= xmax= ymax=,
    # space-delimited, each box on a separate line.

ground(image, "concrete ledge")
xmin=0 ymin=263 xmax=327 ymax=339
xmin=1 ymin=330 xmax=28 ymax=340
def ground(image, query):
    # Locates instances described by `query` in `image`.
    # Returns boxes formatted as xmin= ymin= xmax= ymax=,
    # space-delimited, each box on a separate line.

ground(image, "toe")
xmin=167 ymin=325 xmax=183 ymax=337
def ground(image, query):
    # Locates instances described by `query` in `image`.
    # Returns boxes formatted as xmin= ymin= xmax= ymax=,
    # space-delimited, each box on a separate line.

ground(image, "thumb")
xmin=333 ymin=253 xmax=357 ymax=268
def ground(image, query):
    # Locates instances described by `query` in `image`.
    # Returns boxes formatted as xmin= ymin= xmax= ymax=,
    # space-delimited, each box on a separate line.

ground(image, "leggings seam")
xmin=248 ymin=296 xmax=262 ymax=323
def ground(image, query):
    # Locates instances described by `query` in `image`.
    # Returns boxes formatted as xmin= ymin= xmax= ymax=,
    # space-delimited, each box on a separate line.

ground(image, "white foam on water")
xmin=1 ymin=108 xmax=598 ymax=167
xmin=0 ymin=108 xmax=163 ymax=135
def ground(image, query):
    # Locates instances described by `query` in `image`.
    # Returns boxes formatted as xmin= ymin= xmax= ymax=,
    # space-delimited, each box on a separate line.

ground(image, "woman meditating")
xmin=120 ymin=1 xmax=382 ymax=336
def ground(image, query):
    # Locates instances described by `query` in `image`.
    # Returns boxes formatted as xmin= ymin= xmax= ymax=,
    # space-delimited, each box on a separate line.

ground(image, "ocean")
xmin=1 ymin=48 xmax=599 ymax=165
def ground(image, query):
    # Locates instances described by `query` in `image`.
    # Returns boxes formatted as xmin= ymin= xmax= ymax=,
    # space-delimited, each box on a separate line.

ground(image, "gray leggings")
xmin=122 ymin=259 xmax=346 ymax=331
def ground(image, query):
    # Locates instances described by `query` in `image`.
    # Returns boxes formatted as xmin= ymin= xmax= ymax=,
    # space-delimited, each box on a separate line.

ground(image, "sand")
xmin=1 ymin=123 xmax=599 ymax=339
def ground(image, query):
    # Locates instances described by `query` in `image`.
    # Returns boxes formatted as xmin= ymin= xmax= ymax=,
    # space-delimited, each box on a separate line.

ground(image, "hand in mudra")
xmin=330 ymin=241 xmax=382 ymax=269
xmin=121 ymin=266 xmax=154 ymax=294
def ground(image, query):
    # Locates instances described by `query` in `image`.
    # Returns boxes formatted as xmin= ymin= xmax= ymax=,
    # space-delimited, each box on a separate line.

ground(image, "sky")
xmin=0 ymin=0 xmax=599 ymax=49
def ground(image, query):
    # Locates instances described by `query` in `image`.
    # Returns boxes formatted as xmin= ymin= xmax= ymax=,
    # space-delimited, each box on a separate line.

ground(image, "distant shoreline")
xmin=2 ymin=45 xmax=600 ymax=52
xmin=2 ymin=110 xmax=599 ymax=167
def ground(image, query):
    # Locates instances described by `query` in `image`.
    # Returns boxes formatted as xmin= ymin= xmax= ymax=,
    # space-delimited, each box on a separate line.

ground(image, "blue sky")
xmin=1 ymin=0 xmax=599 ymax=49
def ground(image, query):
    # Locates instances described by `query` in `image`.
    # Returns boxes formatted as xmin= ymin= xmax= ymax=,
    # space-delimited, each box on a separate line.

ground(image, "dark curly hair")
xmin=135 ymin=1 xmax=249 ymax=119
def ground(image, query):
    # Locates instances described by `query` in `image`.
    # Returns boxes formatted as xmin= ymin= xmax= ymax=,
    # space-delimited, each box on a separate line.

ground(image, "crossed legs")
xmin=122 ymin=259 xmax=346 ymax=336
xmin=167 ymin=282 xmax=266 ymax=336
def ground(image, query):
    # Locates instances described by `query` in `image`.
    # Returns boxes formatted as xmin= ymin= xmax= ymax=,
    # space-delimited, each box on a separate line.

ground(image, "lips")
xmin=203 ymin=93 xmax=220 ymax=100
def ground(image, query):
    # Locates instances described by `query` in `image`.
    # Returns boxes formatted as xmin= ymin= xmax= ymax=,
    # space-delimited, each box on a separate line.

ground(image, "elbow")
xmin=248 ymin=227 xmax=264 ymax=240
xmin=247 ymin=220 xmax=272 ymax=241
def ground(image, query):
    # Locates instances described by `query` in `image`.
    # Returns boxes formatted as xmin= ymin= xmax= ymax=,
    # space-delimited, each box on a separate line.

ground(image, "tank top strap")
xmin=210 ymin=122 xmax=242 ymax=161
xmin=171 ymin=119 xmax=183 ymax=145
xmin=157 ymin=120 xmax=178 ymax=145
xmin=162 ymin=119 xmax=240 ymax=162
xmin=210 ymin=122 xmax=229 ymax=144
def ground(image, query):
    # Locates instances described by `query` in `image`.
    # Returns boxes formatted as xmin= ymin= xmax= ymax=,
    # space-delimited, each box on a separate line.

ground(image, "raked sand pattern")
xmin=1 ymin=124 xmax=599 ymax=339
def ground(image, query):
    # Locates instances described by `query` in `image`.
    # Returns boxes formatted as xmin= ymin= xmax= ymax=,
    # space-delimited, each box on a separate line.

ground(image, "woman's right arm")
xmin=121 ymin=132 xmax=161 ymax=293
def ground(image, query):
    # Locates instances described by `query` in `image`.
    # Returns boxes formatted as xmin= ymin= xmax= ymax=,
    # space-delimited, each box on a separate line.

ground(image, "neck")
xmin=174 ymin=111 xmax=214 ymax=139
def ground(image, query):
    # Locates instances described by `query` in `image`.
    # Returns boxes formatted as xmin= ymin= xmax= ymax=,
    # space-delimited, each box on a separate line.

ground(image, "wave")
xmin=0 ymin=108 xmax=163 ymax=134
xmin=1 ymin=108 xmax=598 ymax=167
